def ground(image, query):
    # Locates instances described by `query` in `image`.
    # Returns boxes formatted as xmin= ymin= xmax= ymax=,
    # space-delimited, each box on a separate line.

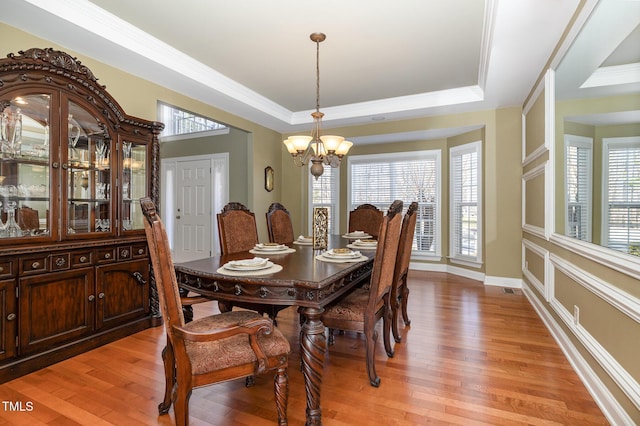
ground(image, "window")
xmin=564 ymin=135 xmax=592 ymax=241
xmin=348 ymin=150 xmax=441 ymax=257
xmin=158 ymin=102 xmax=228 ymax=140
xmin=603 ymin=137 xmax=640 ymax=254
xmin=309 ymin=164 xmax=339 ymax=235
xmin=450 ymin=141 xmax=482 ymax=265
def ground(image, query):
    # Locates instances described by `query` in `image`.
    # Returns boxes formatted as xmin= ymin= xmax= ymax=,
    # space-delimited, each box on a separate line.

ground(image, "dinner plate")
xmin=353 ymin=239 xmax=377 ymax=246
xmin=342 ymin=233 xmax=372 ymax=239
xmin=296 ymin=236 xmax=313 ymax=243
xmin=323 ymin=249 xmax=361 ymax=258
xmin=254 ymin=243 xmax=287 ymax=251
xmin=224 ymin=258 xmax=272 ymax=271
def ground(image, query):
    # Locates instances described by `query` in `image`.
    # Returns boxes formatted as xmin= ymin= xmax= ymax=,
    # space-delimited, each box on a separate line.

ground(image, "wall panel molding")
xmin=522 ymin=239 xmax=549 ymax=300
xmin=523 ymin=283 xmax=636 ymax=424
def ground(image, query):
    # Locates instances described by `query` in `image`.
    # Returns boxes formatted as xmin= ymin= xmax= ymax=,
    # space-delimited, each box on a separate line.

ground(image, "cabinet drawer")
xmin=117 ymin=246 xmax=132 ymax=261
xmin=131 ymin=244 xmax=148 ymax=258
xmin=50 ymin=253 xmax=71 ymax=271
xmin=96 ymin=248 xmax=117 ymax=264
xmin=0 ymin=259 xmax=16 ymax=279
xmin=20 ymin=256 xmax=48 ymax=275
xmin=71 ymin=251 xmax=93 ymax=268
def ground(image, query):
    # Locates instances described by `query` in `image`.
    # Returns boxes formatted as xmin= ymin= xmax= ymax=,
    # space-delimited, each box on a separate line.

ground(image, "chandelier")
xmin=283 ymin=32 xmax=352 ymax=179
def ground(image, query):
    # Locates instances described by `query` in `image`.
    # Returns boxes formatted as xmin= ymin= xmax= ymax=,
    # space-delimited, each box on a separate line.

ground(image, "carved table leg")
xmin=300 ymin=306 xmax=326 ymax=426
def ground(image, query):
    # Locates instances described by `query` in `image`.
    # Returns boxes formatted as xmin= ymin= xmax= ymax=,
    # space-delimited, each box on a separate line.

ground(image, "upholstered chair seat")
xmin=183 ymin=310 xmax=290 ymax=375
xmin=322 ymin=288 xmax=383 ymax=326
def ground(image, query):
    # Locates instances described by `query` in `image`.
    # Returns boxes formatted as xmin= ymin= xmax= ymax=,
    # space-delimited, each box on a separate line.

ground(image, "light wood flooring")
xmin=0 ymin=271 xmax=608 ymax=425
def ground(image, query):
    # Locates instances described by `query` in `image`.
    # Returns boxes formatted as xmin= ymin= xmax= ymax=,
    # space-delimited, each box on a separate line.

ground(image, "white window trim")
xmin=347 ymin=150 xmax=442 ymax=259
xmin=449 ymin=141 xmax=483 ymax=267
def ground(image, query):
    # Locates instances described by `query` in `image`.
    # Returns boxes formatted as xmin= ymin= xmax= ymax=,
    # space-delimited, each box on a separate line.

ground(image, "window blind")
xmin=349 ymin=151 xmax=439 ymax=254
xmin=605 ymin=139 xmax=640 ymax=253
xmin=450 ymin=143 xmax=479 ymax=261
xmin=565 ymin=137 xmax=592 ymax=241
xmin=310 ymin=164 xmax=339 ymax=234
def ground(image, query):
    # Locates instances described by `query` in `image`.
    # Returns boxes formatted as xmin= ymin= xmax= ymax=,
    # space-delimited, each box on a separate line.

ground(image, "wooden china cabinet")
xmin=0 ymin=48 xmax=163 ymax=382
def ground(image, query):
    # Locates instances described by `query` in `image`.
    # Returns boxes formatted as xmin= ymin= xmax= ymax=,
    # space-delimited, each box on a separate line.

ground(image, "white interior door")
xmin=176 ymin=158 xmax=211 ymax=262
xmin=162 ymin=154 xmax=228 ymax=263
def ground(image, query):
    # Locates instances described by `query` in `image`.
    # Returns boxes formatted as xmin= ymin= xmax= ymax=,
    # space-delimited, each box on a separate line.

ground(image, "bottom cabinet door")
xmin=96 ymin=259 xmax=149 ymax=329
xmin=19 ymin=268 xmax=95 ymax=355
xmin=0 ymin=279 xmax=17 ymax=361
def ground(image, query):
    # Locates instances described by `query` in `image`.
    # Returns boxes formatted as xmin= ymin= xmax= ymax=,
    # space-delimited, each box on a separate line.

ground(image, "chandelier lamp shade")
xmin=283 ymin=32 xmax=353 ymax=179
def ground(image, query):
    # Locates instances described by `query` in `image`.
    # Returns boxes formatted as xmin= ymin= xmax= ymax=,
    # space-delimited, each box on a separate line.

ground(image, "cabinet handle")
xmin=7 ymin=313 xmax=16 ymax=321
xmin=55 ymin=257 xmax=66 ymax=267
xmin=52 ymin=162 xmax=59 ymax=169
xmin=98 ymin=292 xmax=105 ymax=299
xmin=137 ymin=248 xmax=144 ymax=255
xmin=132 ymin=271 xmax=147 ymax=285
xmin=121 ymin=249 xmax=130 ymax=257
xmin=62 ymin=163 xmax=68 ymax=170
xmin=88 ymin=295 xmax=95 ymax=301
xmin=31 ymin=261 xmax=40 ymax=269
xmin=79 ymin=256 xmax=88 ymax=263
xmin=0 ymin=266 xmax=3 ymax=272
xmin=104 ymin=253 xmax=111 ymax=259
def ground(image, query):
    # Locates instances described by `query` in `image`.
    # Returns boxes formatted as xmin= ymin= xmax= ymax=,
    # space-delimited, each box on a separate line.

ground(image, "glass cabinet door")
xmin=121 ymin=140 xmax=147 ymax=232
xmin=65 ymin=100 xmax=112 ymax=236
xmin=0 ymin=94 xmax=52 ymax=239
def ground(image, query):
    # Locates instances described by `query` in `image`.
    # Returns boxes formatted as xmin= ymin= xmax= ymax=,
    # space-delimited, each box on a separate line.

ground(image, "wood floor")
xmin=0 ymin=271 xmax=608 ymax=425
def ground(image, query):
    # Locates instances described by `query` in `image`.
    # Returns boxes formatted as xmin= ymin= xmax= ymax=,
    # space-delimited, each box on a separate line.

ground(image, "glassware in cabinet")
xmin=121 ymin=140 xmax=147 ymax=232
xmin=0 ymin=94 xmax=52 ymax=239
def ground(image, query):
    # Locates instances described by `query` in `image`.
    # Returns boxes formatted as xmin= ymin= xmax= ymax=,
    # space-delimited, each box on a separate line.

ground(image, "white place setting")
xmin=315 ymin=248 xmax=368 ymax=263
xmin=249 ymin=242 xmax=296 ymax=255
xmin=293 ymin=235 xmax=313 ymax=245
xmin=341 ymin=230 xmax=372 ymax=240
xmin=217 ymin=257 xmax=283 ymax=276
xmin=347 ymin=238 xmax=378 ymax=250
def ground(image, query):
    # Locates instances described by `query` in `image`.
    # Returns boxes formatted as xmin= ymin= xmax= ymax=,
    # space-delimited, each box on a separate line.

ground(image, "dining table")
xmin=173 ymin=234 xmax=376 ymax=426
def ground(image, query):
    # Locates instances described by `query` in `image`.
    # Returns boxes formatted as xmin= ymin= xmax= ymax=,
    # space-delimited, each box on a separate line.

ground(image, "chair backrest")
xmin=217 ymin=202 xmax=259 ymax=254
xmin=140 ymin=198 xmax=186 ymax=338
xmin=348 ymin=204 xmax=384 ymax=238
xmin=392 ymin=201 xmax=418 ymax=287
xmin=266 ymin=202 xmax=294 ymax=244
xmin=367 ymin=200 xmax=403 ymax=306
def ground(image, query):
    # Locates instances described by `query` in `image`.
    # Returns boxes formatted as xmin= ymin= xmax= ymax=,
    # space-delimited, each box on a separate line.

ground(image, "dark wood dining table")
xmin=173 ymin=235 xmax=374 ymax=426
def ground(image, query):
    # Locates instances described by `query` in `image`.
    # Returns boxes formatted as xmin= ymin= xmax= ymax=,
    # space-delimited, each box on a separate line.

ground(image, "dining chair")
xmin=217 ymin=202 xmax=260 ymax=255
xmin=217 ymin=202 xmax=287 ymax=323
xmin=391 ymin=201 xmax=418 ymax=343
xmin=266 ymin=202 xmax=295 ymax=244
xmin=141 ymin=197 xmax=290 ymax=426
xmin=348 ymin=203 xmax=384 ymax=238
xmin=321 ymin=199 xmax=403 ymax=387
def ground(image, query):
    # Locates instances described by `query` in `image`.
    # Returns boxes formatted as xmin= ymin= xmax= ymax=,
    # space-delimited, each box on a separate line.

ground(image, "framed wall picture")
xmin=264 ymin=166 xmax=274 ymax=192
